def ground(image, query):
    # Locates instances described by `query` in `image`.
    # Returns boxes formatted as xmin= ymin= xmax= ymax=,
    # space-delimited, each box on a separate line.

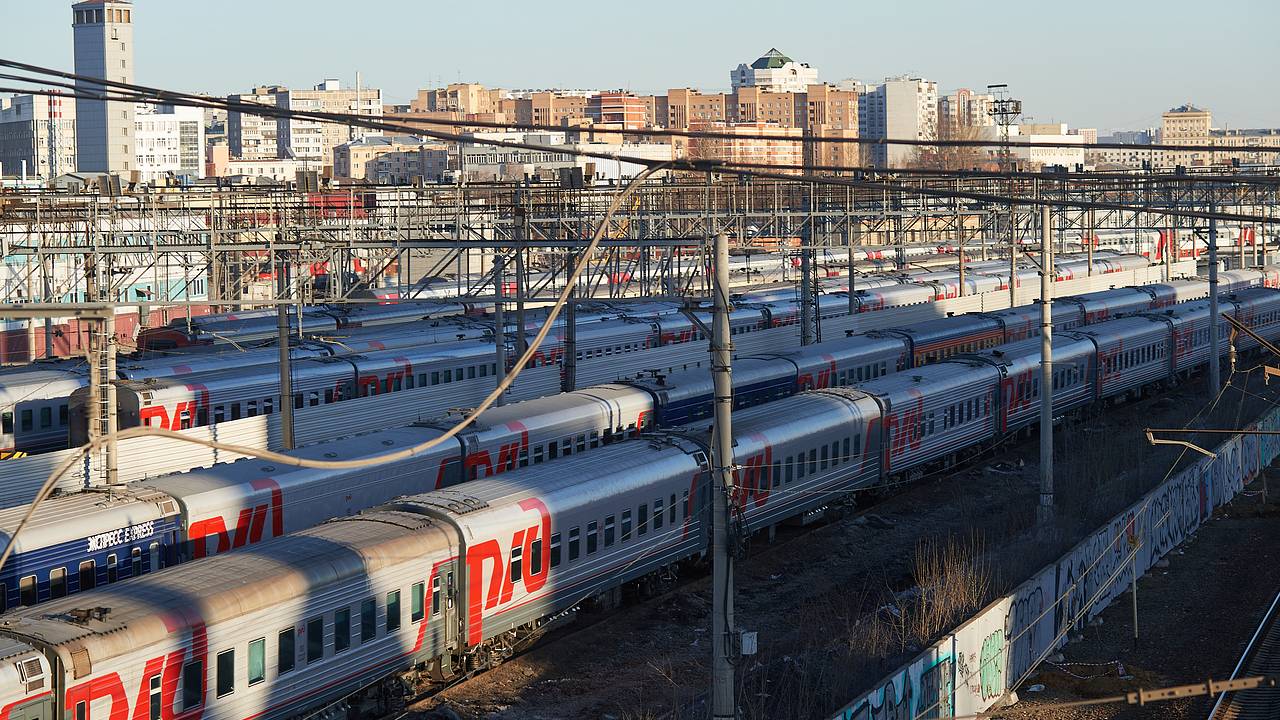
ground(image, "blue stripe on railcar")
xmin=0 ymin=515 xmax=182 ymax=610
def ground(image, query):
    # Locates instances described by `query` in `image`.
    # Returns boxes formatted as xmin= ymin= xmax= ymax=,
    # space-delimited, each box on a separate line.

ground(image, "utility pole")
xmin=800 ymin=187 xmax=815 ymax=345
xmin=85 ymin=261 xmax=118 ymax=484
xmin=710 ymin=231 xmax=737 ymax=720
xmin=1208 ymin=199 xmax=1221 ymax=394
xmin=493 ymin=252 xmax=507 ymax=406
xmin=514 ymin=189 xmax=529 ymax=356
xmin=276 ymin=250 xmax=295 ymax=450
xmin=1009 ymin=204 xmax=1018 ymax=307
xmin=1086 ymin=208 xmax=1095 ymax=276
xmin=1038 ymin=203 xmax=1054 ymax=527
xmin=561 ymin=252 xmax=578 ymax=393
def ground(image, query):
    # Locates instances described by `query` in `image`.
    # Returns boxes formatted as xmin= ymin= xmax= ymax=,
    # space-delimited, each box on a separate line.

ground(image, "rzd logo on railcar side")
xmin=187 ymin=478 xmax=284 ymax=558
xmin=64 ymin=621 xmax=207 ymax=720
xmin=464 ymin=498 xmax=551 ymax=646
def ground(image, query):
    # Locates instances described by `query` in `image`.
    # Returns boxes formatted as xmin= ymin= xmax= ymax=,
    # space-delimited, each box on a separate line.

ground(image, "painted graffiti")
xmin=831 ymin=405 xmax=1280 ymax=720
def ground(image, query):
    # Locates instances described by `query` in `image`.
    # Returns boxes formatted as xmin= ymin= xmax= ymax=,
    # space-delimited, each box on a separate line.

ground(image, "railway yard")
xmin=1 ymin=173 xmax=1279 ymax=720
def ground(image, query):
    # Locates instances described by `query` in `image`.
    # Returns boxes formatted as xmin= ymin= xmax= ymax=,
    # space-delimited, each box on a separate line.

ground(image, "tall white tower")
xmin=72 ymin=0 xmax=135 ymax=175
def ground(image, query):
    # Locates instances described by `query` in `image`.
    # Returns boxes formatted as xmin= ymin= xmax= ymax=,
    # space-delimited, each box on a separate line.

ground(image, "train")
xmin=0 ymin=285 xmax=1276 ymax=720
xmin=0 ymin=255 xmax=1270 ymax=457
xmin=0 ymin=275 xmax=1255 ymax=618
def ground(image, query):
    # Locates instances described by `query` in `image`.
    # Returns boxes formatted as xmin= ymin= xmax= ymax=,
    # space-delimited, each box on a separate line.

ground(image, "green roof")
xmin=751 ymin=48 xmax=794 ymax=70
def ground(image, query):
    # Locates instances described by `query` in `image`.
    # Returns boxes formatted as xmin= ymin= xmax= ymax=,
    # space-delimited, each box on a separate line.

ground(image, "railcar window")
xmin=132 ymin=547 xmax=142 ymax=576
xmin=306 ymin=617 xmax=323 ymax=662
xmin=39 ymin=407 xmax=51 ymax=429
xmin=588 ymin=521 xmax=599 ymax=553
xmin=569 ymin=527 xmax=580 ymax=561
xmin=1 ymin=411 xmax=11 ymax=434
xmin=808 ymin=449 xmax=817 ymax=474
xmin=820 ymin=444 xmax=829 ymax=470
xmin=19 ymin=575 xmax=35 ymax=606
xmin=20 ymin=410 xmax=31 ymax=432
xmin=330 ymin=608 xmax=350 ymax=654
xmin=621 ymin=511 xmax=632 ymax=542
xmin=412 ymin=582 xmax=425 ymax=622
xmin=670 ymin=494 xmax=677 ymax=525
xmin=638 ymin=504 xmax=648 ymax=536
xmin=431 ymin=577 xmax=442 ymax=616
xmin=653 ymin=500 xmax=664 ymax=530
xmin=683 ymin=491 xmax=689 ymax=519
xmin=148 ymin=674 xmax=161 ymax=720
xmin=49 ymin=568 xmax=66 ymax=599
xmin=510 ymin=546 xmax=523 ymax=582
xmin=386 ymin=591 xmax=401 ymax=632
xmin=604 ymin=516 xmax=615 ymax=546
xmin=361 ymin=598 xmax=376 ymax=643
xmin=278 ymin=629 xmax=295 ymax=674
xmin=843 ymin=438 xmax=851 ymax=462
xmin=831 ymin=441 xmax=840 ymax=466
xmin=531 ymin=539 xmax=543 ymax=575
xmin=216 ymin=649 xmax=234 ymax=697
xmin=786 ymin=458 xmax=795 ymax=484
xmin=181 ymin=661 xmax=202 ymax=709
xmin=248 ymin=638 xmax=265 ymax=685
xmin=79 ymin=560 xmax=95 ymax=592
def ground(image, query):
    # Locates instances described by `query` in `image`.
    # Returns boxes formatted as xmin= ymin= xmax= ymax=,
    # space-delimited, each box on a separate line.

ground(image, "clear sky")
xmin=3 ymin=0 xmax=1277 ymax=132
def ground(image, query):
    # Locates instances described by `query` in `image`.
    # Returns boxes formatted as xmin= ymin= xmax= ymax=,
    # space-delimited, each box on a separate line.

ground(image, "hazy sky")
xmin=3 ymin=0 xmax=1277 ymax=132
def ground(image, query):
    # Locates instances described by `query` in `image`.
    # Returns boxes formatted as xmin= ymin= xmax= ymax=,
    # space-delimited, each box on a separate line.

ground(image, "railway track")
xmin=1208 ymin=589 xmax=1280 ymax=719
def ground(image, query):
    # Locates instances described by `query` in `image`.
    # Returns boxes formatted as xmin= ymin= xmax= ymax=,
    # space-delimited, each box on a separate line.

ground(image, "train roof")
xmin=133 ymin=424 xmax=446 ymax=503
xmin=384 ymin=438 xmax=701 ymax=516
xmin=0 ymin=514 xmax=444 ymax=660
xmin=0 ymin=370 xmax=86 ymax=403
xmin=0 ymin=488 xmax=173 ymax=556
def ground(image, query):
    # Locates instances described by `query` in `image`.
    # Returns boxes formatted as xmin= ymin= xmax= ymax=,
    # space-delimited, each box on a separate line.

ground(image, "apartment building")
xmin=227 ymin=86 xmax=283 ymax=160
xmin=0 ymin=93 xmax=77 ymax=179
xmin=276 ymin=79 xmax=383 ymax=169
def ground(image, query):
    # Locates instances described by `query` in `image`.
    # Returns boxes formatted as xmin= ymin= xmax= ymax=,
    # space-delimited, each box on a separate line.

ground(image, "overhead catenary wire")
xmin=4 ymin=82 xmax=1276 ymax=229
xmin=3 ymin=57 xmax=1279 ymax=157
xmin=0 ymin=162 xmax=670 ymax=576
xmin=0 ymin=61 xmax=1277 ymax=225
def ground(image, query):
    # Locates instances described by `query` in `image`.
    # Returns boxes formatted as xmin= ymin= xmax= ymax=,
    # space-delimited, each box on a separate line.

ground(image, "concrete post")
xmin=1038 ymin=204 xmax=1054 ymax=527
xmin=710 ymin=231 xmax=737 ymax=720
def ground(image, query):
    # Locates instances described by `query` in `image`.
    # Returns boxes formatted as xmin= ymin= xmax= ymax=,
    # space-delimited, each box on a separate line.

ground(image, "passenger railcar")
xmin=2 ymin=288 xmax=1280 ymax=719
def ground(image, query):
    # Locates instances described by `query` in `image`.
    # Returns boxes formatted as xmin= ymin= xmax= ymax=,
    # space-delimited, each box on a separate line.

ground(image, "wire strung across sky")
xmin=0 ymin=58 xmax=1277 ymax=227
xmin=3 ymin=57 xmax=1279 ymax=156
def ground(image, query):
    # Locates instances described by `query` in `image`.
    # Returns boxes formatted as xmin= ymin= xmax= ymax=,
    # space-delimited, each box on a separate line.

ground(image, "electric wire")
xmin=0 ymin=163 xmax=669 ymax=576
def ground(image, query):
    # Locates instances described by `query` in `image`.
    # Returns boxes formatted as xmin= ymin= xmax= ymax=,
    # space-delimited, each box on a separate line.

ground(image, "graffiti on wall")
xmin=831 ymin=406 xmax=1280 ymax=720
xmin=837 ymin=650 xmax=954 ymax=720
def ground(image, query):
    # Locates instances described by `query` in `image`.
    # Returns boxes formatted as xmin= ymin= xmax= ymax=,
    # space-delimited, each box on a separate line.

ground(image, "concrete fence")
xmin=831 ymin=401 xmax=1280 ymax=719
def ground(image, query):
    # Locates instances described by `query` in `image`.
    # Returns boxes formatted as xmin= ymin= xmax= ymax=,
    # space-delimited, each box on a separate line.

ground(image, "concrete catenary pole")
xmin=1038 ymin=203 xmax=1054 ymax=526
xmin=1208 ymin=200 xmax=1221 ymax=394
xmin=1009 ymin=204 xmax=1018 ymax=307
xmin=800 ymin=189 xmax=815 ymax=346
xmin=710 ymin=230 xmax=738 ymax=720
xmin=493 ymin=252 xmax=507 ymax=406
xmin=276 ymin=251 xmax=295 ymax=450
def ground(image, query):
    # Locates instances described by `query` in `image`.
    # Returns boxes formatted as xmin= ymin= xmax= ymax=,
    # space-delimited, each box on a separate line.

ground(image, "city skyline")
xmin=3 ymin=0 xmax=1278 ymax=133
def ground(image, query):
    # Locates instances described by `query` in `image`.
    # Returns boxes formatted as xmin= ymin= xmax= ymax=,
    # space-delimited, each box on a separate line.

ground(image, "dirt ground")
xmin=999 ymin=478 xmax=1280 ymax=720
xmin=411 ymin=370 xmax=1280 ymax=720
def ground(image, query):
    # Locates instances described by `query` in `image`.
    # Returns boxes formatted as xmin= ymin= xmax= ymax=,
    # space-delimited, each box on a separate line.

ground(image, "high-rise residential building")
xmin=509 ymin=92 xmax=590 ymax=127
xmin=227 ymin=86 xmax=283 ymax=160
xmin=1161 ymin=104 xmax=1213 ymax=167
xmin=411 ymin=83 xmax=503 ymax=115
xmin=0 ymin=93 xmax=77 ymax=179
xmin=72 ymin=0 xmax=135 ymax=175
xmin=664 ymin=88 xmax=729 ymax=130
xmin=587 ymin=92 xmax=647 ymax=129
xmin=858 ymin=76 xmax=938 ymax=167
xmin=731 ymin=49 xmax=819 ymax=93
xmin=688 ymin=121 xmax=804 ymax=173
xmin=938 ymin=88 xmax=995 ymax=133
xmin=276 ymin=79 xmax=383 ymax=169
xmin=134 ymin=103 xmax=205 ymax=183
